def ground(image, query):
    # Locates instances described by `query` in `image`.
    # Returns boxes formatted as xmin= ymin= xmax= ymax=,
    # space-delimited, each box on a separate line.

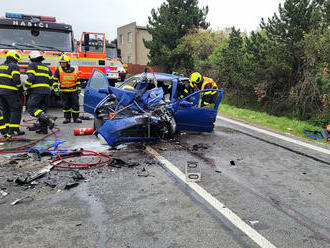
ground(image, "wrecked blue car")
xmin=83 ymin=69 xmax=224 ymax=146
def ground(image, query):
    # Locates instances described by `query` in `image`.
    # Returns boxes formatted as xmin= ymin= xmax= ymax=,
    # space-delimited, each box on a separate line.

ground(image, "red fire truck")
xmin=0 ymin=12 xmax=111 ymax=85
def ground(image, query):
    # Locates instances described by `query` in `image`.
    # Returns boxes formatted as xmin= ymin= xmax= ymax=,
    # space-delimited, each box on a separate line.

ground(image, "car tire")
xmin=107 ymin=79 xmax=116 ymax=87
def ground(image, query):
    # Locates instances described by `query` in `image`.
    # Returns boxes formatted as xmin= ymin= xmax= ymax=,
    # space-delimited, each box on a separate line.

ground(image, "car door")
xmin=172 ymin=89 xmax=224 ymax=132
xmin=83 ymin=69 xmax=110 ymax=114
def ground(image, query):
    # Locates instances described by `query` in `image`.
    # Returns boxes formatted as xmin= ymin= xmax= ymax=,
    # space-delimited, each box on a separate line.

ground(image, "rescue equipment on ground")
xmin=303 ymin=127 xmax=330 ymax=142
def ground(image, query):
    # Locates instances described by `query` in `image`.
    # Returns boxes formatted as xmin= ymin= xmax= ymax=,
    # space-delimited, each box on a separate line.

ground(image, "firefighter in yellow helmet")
xmin=183 ymin=72 xmax=218 ymax=107
xmin=53 ymin=55 xmax=82 ymax=123
xmin=26 ymin=51 xmax=57 ymax=134
xmin=0 ymin=50 xmax=24 ymax=138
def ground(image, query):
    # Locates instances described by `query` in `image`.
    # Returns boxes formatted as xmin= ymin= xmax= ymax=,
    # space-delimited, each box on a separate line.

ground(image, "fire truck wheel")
xmin=120 ymin=74 xmax=126 ymax=82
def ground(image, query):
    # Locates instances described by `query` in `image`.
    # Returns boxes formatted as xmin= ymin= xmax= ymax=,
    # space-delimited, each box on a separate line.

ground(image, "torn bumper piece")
xmin=96 ymin=115 xmax=159 ymax=146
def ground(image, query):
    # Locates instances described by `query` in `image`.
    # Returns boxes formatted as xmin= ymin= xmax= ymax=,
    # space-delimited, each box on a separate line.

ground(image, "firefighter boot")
xmin=36 ymin=122 xmax=48 ymax=134
xmin=36 ymin=113 xmax=49 ymax=134
xmin=28 ymin=123 xmax=41 ymax=131
xmin=39 ymin=113 xmax=57 ymax=130
xmin=47 ymin=115 xmax=57 ymax=130
xmin=63 ymin=118 xmax=71 ymax=124
xmin=73 ymin=118 xmax=82 ymax=123
xmin=11 ymin=130 xmax=25 ymax=136
xmin=3 ymin=133 xmax=11 ymax=139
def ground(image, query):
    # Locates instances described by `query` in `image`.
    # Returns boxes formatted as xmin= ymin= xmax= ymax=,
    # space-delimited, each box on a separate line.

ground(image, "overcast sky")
xmin=3 ymin=0 xmax=285 ymax=41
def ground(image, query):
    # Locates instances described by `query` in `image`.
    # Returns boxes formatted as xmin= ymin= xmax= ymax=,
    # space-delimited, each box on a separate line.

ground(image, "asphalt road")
xmin=0 ymin=104 xmax=329 ymax=248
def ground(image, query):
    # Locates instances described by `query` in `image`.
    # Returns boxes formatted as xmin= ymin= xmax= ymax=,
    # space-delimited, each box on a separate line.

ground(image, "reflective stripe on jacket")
xmin=200 ymin=76 xmax=218 ymax=106
xmin=25 ymin=62 xmax=52 ymax=95
xmin=0 ymin=62 xmax=22 ymax=95
xmin=201 ymin=77 xmax=217 ymax=90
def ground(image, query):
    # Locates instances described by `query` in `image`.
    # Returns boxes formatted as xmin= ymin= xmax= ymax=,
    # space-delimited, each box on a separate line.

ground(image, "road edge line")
xmin=146 ymin=146 xmax=277 ymax=248
xmin=217 ymin=116 xmax=329 ymax=155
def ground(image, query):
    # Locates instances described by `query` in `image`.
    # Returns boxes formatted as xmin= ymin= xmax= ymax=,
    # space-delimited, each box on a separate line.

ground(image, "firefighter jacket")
xmin=181 ymin=76 xmax=218 ymax=106
xmin=25 ymin=62 xmax=53 ymax=95
xmin=0 ymin=58 xmax=22 ymax=95
xmin=53 ymin=66 xmax=80 ymax=92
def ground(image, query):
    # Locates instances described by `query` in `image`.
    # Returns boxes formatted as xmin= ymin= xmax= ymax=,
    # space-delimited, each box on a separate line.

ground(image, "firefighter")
xmin=0 ymin=50 xmax=24 ymax=138
xmin=26 ymin=51 xmax=56 ymax=134
xmin=53 ymin=55 xmax=82 ymax=123
xmin=185 ymin=72 xmax=218 ymax=107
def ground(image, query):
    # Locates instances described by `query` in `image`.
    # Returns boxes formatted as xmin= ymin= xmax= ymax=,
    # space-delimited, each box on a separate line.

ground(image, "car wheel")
xmin=107 ymin=79 xmax=116 ymax=87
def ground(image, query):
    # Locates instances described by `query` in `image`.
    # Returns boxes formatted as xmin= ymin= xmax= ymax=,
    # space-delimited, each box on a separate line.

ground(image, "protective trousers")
xmin=0 ymin=93 xmax=23 ymax=135
xmin=27 ymin=93 xmax=50 ymax=118
xmin=61 ymin=91 xmax=79 ymax=120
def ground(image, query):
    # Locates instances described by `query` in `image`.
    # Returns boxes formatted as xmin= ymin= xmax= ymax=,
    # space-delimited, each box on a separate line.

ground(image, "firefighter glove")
xmin=53 ymin=87 xmax=60 ymax=96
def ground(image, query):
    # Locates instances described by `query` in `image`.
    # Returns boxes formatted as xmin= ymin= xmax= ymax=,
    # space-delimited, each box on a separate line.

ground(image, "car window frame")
xmin=88 ymin=69 xmax=109 ymax=90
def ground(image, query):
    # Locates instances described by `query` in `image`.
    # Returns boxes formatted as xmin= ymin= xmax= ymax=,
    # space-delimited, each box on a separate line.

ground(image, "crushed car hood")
xmin=96 ymin=85 xmax=176 ymax=146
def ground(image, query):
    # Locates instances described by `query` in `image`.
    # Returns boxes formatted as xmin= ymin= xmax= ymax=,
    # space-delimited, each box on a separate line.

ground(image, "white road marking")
xmin=146 ymin=146 xmax=278 ymax=248
xmin=217 ymin=116 xmax=330 ymax=155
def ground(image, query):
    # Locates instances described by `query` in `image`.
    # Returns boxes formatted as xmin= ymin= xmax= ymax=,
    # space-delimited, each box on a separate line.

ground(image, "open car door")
xmin=172 ymin=89 xmax=224 ymax=132
xmin=83 ymin=69 xmax=110 ymax=114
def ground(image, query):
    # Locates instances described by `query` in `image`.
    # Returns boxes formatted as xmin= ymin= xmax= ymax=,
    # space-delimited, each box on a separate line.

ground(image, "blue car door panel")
xmin=83 ymin=69 xmax=110 ymax=114
xmin=173 ymin=89 xmax=224 ymax=132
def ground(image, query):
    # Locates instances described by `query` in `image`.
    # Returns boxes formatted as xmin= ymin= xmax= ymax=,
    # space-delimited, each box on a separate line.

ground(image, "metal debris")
xmin=108 ymin=158 xmax=126 ymax=168
xmin=108 ymin=158 xmax=140 ymax=168
xmin=70 ymin=171 xmax=85 ymax=180
xmin=137 ymin=167 xmax=150 ymax=177
xmin=63 ymin=181 xmax=79 ymax=190
xmin=44 ymin=178 xmax=57 ymax=188
xmin=192 ymin=143 xmax=209 ymax=151
xmin=79 ymin=114 xmax=93 ymax=120
xmin=0 ymin=160 xmax=18 ymax=167
xmin=26 ymin=164 xmax=53 ymax=183
xmin=14 ymin=164 xmax=53 ymax=185
xmin=9 ymin=153 xmax=31 ymax=161
xmin=11 ymin=196 xmax=34 ymax=206
xmin=0 ymin=189 xmax=8 ymax=198
xmin=110 ymin=144 xmax=128 ymax=150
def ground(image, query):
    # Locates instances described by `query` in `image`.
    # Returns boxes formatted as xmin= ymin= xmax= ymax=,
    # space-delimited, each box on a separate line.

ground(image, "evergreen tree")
xmin=144 ymin=0 xmax=209 ymax=72
xmin=259 ymin=0 xmax=329 ymax=119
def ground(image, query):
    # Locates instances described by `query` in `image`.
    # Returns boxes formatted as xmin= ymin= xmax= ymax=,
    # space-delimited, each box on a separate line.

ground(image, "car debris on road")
xmin=11 ymin=195 xmax=34 ymax=206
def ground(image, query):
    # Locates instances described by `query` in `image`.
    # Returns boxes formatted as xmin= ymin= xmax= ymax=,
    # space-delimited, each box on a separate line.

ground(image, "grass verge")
xmin=219 ymin=103 xmax=328 ymax=144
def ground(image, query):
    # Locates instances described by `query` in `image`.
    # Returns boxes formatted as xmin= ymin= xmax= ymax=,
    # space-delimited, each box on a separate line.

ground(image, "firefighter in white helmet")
xmin=53 ymin=55 xmax=82 ymax=123
xmin=0 ymin=50 xmax=24 ymax=138
xmin=26 ymin=51 xmax=56 ymax=134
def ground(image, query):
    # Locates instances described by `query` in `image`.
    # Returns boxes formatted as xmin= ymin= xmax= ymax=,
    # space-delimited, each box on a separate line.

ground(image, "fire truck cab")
xmin=0 ymin=12 xmax=110 ymax=87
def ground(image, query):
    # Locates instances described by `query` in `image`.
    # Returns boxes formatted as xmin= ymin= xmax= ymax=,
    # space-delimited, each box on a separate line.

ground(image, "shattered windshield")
xmin=106 ymin=47 xmax=117 ymax=58
xmin=0 ymin=26 xmax=73 ymax=52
